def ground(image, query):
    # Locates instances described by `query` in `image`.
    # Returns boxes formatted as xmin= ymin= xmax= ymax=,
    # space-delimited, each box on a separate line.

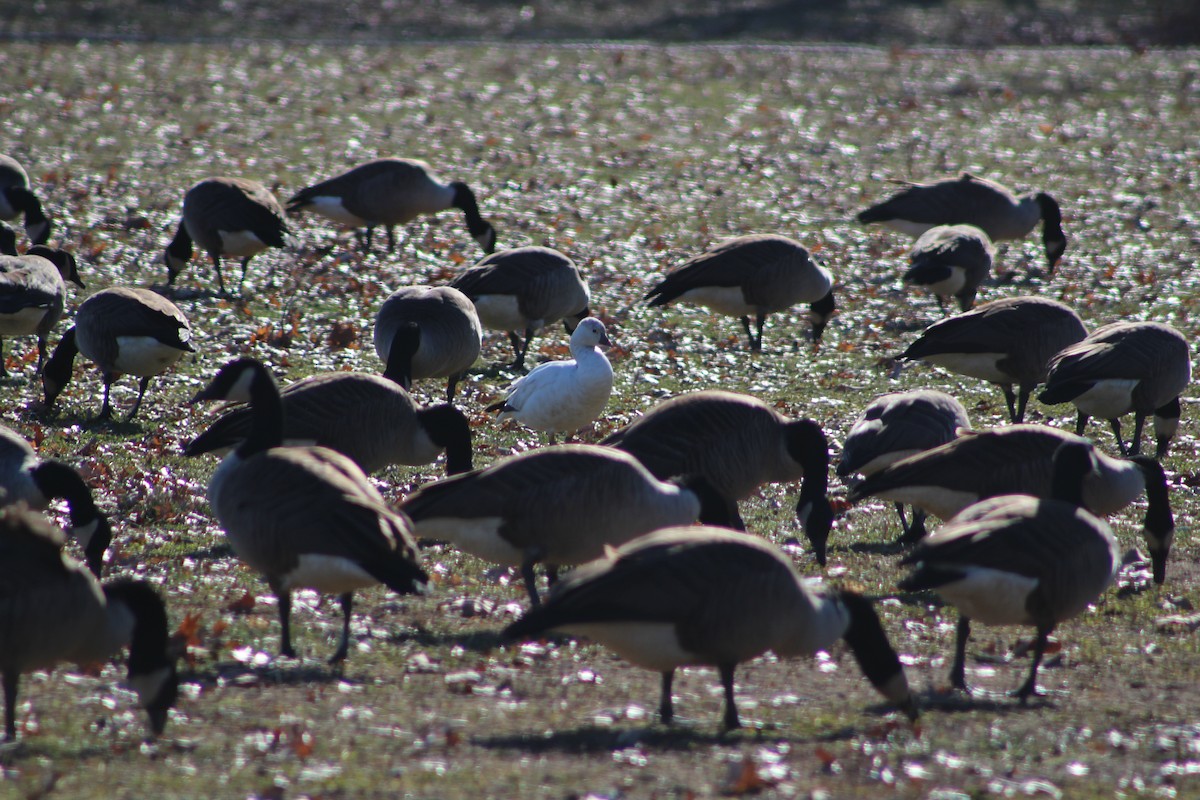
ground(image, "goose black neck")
xmin=165 ymin=221 xmax=193 ymax=278
xmin=383 ymin=322 xmax=420 ymax=389
xmin=836 ymin=589 xmax=915 ymax=719
xmin=1131 ymin=455 xmax=1174 ymax=584
xmin=103 ymin=579 xmax=173 ymax=674
xmin=787 ymin=419 xmax=829 ymax=501
xmin=31 ymin=461 xmax=96 ymax=521
xmin=42 ymin=327 xmax=79 ymax=406
xmin=418 ymin=404 xmax=475 ymax=475
xmin=1049 ymin=441 xmax=1092 ymax=506
xmin=239 ymin=363 xmax=285 ymax=457
xmin=451 ymin=182 xmax=488 ymax=236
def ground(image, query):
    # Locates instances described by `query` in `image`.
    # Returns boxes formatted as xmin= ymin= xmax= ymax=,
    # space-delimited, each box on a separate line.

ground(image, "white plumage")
xmin=487 ymin=317 xmax=613 ymax=441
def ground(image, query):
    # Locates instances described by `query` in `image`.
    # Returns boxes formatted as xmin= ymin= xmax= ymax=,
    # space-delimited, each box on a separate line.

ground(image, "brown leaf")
xmin=226 ymin=591 xmax=256 ymax=613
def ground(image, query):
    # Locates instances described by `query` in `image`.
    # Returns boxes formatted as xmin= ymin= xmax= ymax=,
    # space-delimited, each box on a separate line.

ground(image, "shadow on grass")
xmin=475 ymin=701 xmax=908 ymax=753
xmin=390 ymin=626 xmax=504 ymax=653
xmin=184 ymin=659 xmax=350 ymax=688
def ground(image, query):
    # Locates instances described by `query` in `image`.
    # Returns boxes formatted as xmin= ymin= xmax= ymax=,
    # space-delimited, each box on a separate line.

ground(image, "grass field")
xmin=2 ymin=41 xmax=1200 ymax=798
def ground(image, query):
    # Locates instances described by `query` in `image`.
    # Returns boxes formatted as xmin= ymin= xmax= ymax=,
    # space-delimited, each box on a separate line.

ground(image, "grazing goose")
xmin=286 ymin=158 xmax=496 ymax=254
xmin=191 ymin=358 xmax=428 ymax=663
xmin=399 ymin=444 xmax=735 ymax=605
xmin=838 ymin=389 xmax=970 ymax=542
xmin=601 ymin=390 xmax=834 ymax=562
xmin=0 ymin=155 xmax=51 ymax=246
xmin=0 ymin=506 xmax=177 ymax=741
xmin=373 ymin=285 xmax=483 ymax=401
xmin=486 ymin=317 xmax=613 ymax=443
xmin=164 ymin=177 xmax=291 ymax=295
xmin=900 ymin=296 xmax=1086 ymax=423
xmin=644 ymin=234 xmax=835 ymax=352
xmin=898 ymin=441 xmax=1120 ymax=699
xmin=504 ymin=526 xmax=918 ymax=730
xmin=848 ymin=423 xmax=1174 ymax=582
xmin=449 ymin=246 xmax=590 ymax=371
xmin=184 ymin=371 xmax=473 ymax=476
xmin=0 ymin=423 xmax=113 ymax=576
xmin=0 ymin=245 xmax=84 ymax=376
xmin=42 ymin=287 xmax=195 ymax=421
xmin=1039 ymin=321 xmax=1191 ymax=458
xmin=902 ymin=224 xmax=994 ymax=312
xmin=857 ymin=173 xmax=1067 ymax=273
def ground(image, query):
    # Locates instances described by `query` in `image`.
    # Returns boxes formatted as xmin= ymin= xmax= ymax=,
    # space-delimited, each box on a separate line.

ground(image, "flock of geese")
xmin=0 ymin=152 xmax=1192 ymax=741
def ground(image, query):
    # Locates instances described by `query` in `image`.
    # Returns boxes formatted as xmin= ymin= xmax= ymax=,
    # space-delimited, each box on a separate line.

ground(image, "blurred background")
xmin=6 ymin=0 xmax=1199 ymax=46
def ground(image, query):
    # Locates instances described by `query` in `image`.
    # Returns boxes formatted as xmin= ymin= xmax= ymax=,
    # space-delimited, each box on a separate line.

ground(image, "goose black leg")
xmin=1109 ymin=418 xmax=1127 ymax=456
xmin=96 ymin=377 xmax=116 ymax=422
xmin=739 ymin=315 xmax=755 ymax=351
xmin=1014 ymin=387 xmax=1030 ymax=424
xmin=659 ymin=671 xmax=675 ymax=724
xmin=239 ymin=255 xmax=252 ymax=288
xmin=753 ymin=313 xmax=766 ymax=352
xmin=950 ymin=615 xmax=971 ymax=691
xmin=520 ymin=549 xmax=545 ymax=607
xmin=1013 ymin=622 xmax=1054 ymax=701
xmin=274 ymin=584 xmax=297 ymax=658
xmin=897 ymin=507 xmax=927 ymax=545
xmin=210 ymin=255 xmax=228 ymax=296
xmin=1074 ymin=410 xmax=1089 ymax=436
xmin=719 ymin=663 xmax=740 ymax=731
xmin=385 ymin=225 xmax=397 ymax=253
xmin=330 ymin=592 xmax=353 ymax=664
xmin=1130 ymin=413 xmax=1147 ymax=457
xmin=126 ymin=376 xmax=153 ymax=421
xmin=1001 ymin=385 xmax=1018 ymax=423
xmin=0 ymin=338 xmax=7 ymax=378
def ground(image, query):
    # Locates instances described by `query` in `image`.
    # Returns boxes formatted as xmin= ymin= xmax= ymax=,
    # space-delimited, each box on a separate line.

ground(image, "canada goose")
xmin=0 ymin=155 xmax=51 ymax=246
xmin=504 ymin=526 xmax=918 ymax=730
xmin=42 ymin=287 xmax=195 ymax=421
xmin=0 ymin=245 xmax=84 ymax=376
xmin=1039 ymin=321 xmax=1191 ymax=459
xmin=399 ymin=444 xmax=735 ymax=605
xmin=191 ymin=358 xmax=428 ymax=663
xmin=902 ymin=224 xmax=994 ymax=312
xmin=0 ymin=423 xmax=113 ymax=576
xmin=900 ymin=296 xmax=1086 ymax=423
xmin=857 ymin=173 xmax=1067 ymax=273
xmin=286 ymin=158 xmax=496 ymax=255
xmin=848 ymin=423 xmax=1174 ymax=583
xmin=600 ymin=390 xmax=834 ymax=563
xmin=644 ymin=234 xmax=835 ymax=352
xmin=164 ymin=177 xmax=291 ymax=296
xmin=838 ymin=389 xmax=970 ymax=542
xmin=373 ymin=285 xmax=482 ymax=401
xmin=184 ymin=371 xmax=473 ymax=476
xmin=898 ymin=441 xmax=1120 ymax=699
xmin=486 ymin=317 xmax=613 ymax=443
xmin=449 ymin=246 xmax=590 ymax=371
xmin=0 ymin=506 xmax=177 ymax=741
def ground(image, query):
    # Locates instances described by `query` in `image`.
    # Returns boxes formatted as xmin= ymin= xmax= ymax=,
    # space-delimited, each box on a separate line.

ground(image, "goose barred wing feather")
xmin=858 ymin=174 xmax=1014 ymax=227
xmin=1043 ymin=322 xmax=1191 ymax=405
xmin=80 ymin=288 xmax=193 ymax=349
xmin=215 ymin=447 xmax=425 ymax=592
xmin=505 ymin=528 xmax=799 ymax=659
xmin=451 ymin=247 xmax=586 ymax=321
xmin=900 ymin=496 xmax=1117 ymax=622
xmin=601 ymin=392 xmax=783 ymax=494
xmin=404 ymin=448 xmax=635 ymax=518
xmin=189 ymin=178 xmax=289 ymax=248
xmin=645 ymin=235 xmax=818 ymax=308
xmin=839 ymin=392 xmax=969 ymax=476
xmin=849 ymin=427 xmax=1060 ymax=501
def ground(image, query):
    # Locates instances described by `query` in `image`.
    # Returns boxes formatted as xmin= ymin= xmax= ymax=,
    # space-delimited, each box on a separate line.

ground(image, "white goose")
xmin=486 ymin=317 xmax=613 ymax=443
